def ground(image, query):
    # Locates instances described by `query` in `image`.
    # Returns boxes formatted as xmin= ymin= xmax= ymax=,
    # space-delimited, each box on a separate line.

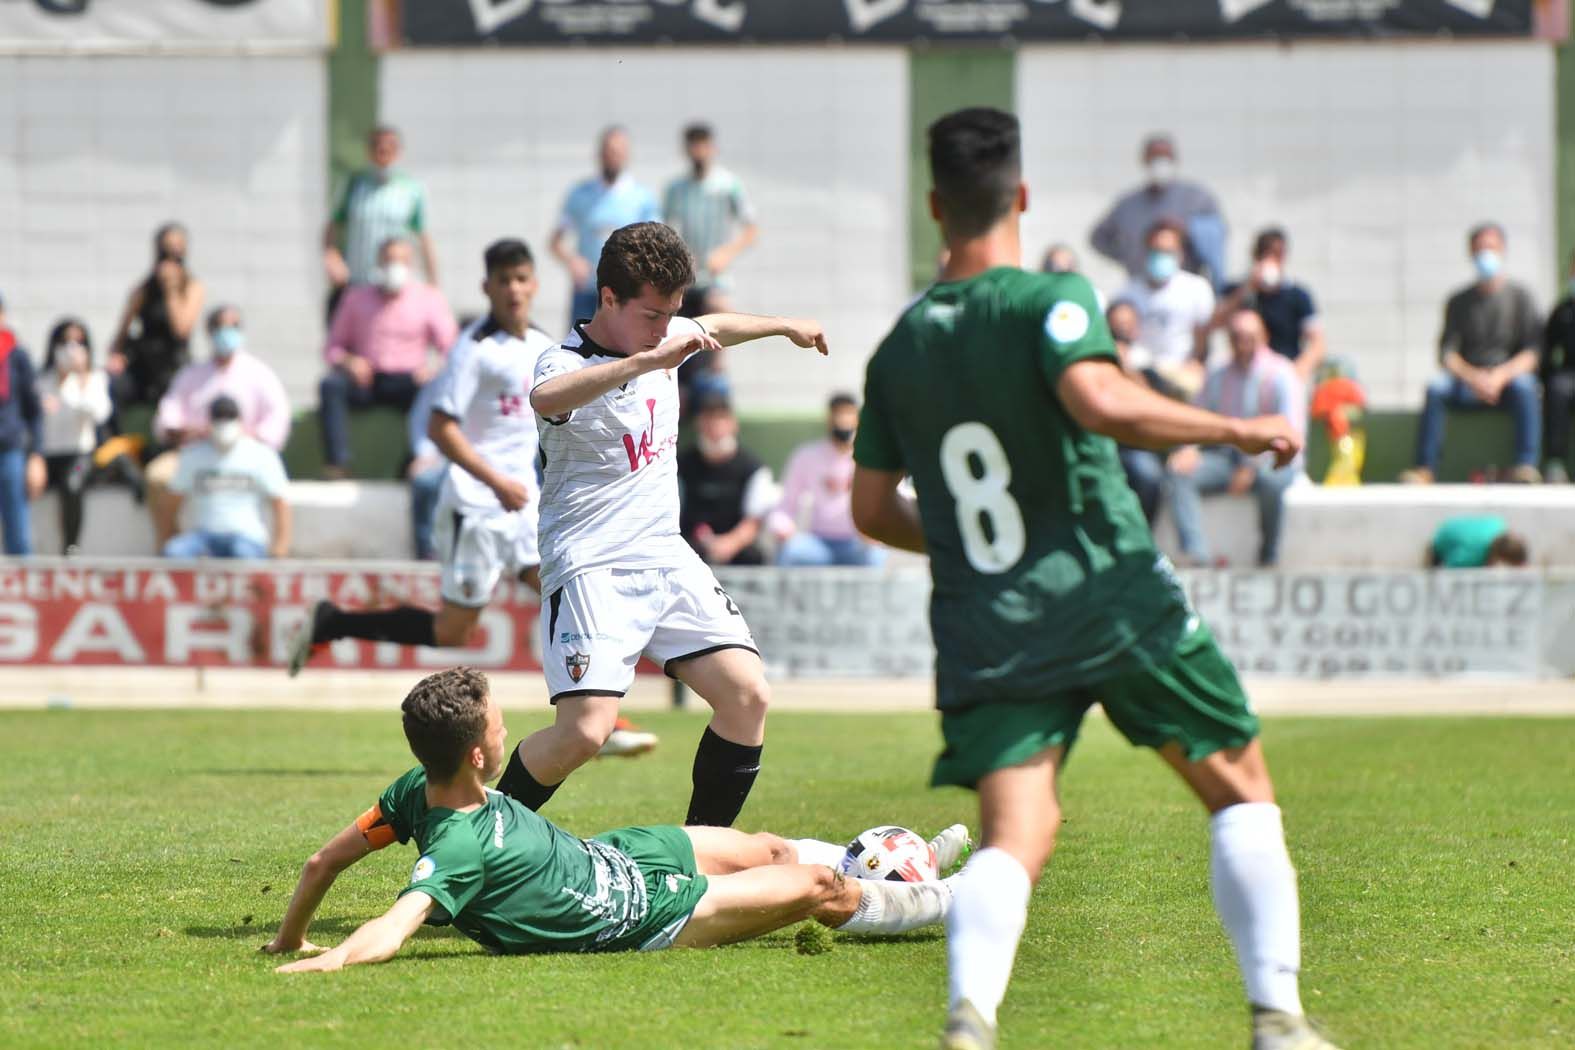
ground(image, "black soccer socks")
xmin=685 ymin=726 xmax=763 ymax=827
xmin=495 ymin=743 xmax=560 ymax=812
xmin=313 ymin=603 xmax=436 ymax=647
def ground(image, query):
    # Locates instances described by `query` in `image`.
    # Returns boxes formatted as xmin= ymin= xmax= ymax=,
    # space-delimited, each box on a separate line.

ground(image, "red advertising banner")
xmin=0 ymin=561 xmax=544 ymax=671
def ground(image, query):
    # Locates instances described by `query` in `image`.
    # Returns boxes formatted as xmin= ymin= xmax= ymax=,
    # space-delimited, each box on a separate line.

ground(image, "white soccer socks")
xmin=945 ymin=847 xmax=1032 ymax=1027
xmin=789 ymin=838 xmax=849 ymax=868
xmin=837 ymin=876 xmax=953 ymax=935
xmin=1210 ymin=802 xmax=1304 ymax=1016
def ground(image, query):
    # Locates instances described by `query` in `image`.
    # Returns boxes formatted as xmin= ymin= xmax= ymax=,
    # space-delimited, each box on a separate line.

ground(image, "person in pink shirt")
xmin=319 ymin=236 xmax=458 ymax=478
xmin=769 ymin=392 xmax=885 ymax=567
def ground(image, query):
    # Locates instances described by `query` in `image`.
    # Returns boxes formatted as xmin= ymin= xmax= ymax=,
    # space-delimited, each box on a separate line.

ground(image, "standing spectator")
xmin=1165 ymin=309 xmax=1305 ymax=567
xmin=405 ymin=377 xmax=447 ymax=561
xmin=159 ymin=396 xmax=291 ymax=559
xmin=0 ymin=294 xmax=44 ymax=554
xmin=664 ymin=123 xmax=759 ymax=317
xmin=1215 ymin=228 xmax=1326 ymax=383
xmin=769 ymin=393 xmax=884 ymax=567
xmin=550 ymin=126 xmax=661 ymax=325
xmin=1401 ymin=223 xmax=1542 ymax=485
xmin=677 ymin=393 xmax=771 ymax=566
xmin=320 ymin=237 xmax=458 ymax=478
xmin=1539 ymin=250 xmax=1575 ymax=483
xmin=106 ymin=223 xmax=205 ymax=415
xmin=323 ymin=126 xmax=437 ymax=315
xmin=1090 ymin=133 xmax=1227 ymax=289
xmin=1117 ymin=220 xmax=1215 ymax=395
xmin=36 ymin=319 xmax=114 ymax=553
xmin=1107 ymin=300 xmax=1164 ymax=524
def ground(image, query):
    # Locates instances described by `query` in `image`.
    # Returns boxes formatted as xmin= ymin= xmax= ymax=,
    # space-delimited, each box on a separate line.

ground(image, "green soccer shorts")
xmin=589 ymin=825 xmax=710 ymax=951
xmin=932 ymin=623 xmax=1259 ymax=789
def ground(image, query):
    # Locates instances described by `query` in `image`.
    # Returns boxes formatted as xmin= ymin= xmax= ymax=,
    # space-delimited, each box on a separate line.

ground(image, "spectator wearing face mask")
xmin=1215 ymin=227 xmax=1326 ymax=384
xmin=36 ymin=318 xmax=118 ymax=553
xmin=159 ymin=396 xmax=291 ymax=559
xmin=677 ymin=392 xmax=771 ymax=566
xmin=1106 ymin=300 xmax=1164 ymax=524
xmin=1117 ymin=219 xmax=1216 ymax=397
xmin=1090 ymin=133 xmax=1227 ymax=289
xmin=769 ymin=393 xmax=884 ymax=567
xmin=323 ymin=125 xmax=437 ymax=317
xmin=0 ymin=292 xmax=45 ymax=555
xmin=320 ymin=236 xmax=458 ymax=478
xmin=106 ymin=223 xmax=205 ymax=417
xmin=1401 ymin=223 xmax=1542 ymax=485
xmin=1538 ymin=250 xmax=1575 ymax=484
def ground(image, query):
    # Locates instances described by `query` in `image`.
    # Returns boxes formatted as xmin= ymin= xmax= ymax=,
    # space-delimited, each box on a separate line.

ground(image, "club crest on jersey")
xmin=566 ymin=652 xmax=590 ymax=683
xmin=1046 ymin=300 xmax=1090 ymax=344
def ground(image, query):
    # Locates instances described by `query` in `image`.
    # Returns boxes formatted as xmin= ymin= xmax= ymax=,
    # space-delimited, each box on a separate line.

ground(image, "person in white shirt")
xmin=36 ymin=318 xmax=116 ymax=552
xmin=160 ymin=396 xmax=291 ymax=559
xmin=498 ymin=221 xmax=828 ymax=828
xmin=1117 ymin=219 xmax=1216 ymax=398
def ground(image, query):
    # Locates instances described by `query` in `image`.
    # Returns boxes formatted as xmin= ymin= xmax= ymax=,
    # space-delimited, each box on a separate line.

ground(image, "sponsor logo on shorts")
xmin=566 ymin=651 xmax=590 ymax=683
xmin=559 ymin=631 xmax=613 ymax=645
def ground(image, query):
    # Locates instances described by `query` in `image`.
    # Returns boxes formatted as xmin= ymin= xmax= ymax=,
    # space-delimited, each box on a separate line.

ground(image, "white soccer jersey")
xmin=533 ymin=316 xmax=704 ymax=595
xmin=431 ymin=316 xmax=556 ymax=514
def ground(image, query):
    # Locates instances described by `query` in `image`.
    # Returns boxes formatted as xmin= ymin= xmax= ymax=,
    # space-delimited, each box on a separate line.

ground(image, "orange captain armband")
xmin=356 ymin=803 xmax=398 ymax=850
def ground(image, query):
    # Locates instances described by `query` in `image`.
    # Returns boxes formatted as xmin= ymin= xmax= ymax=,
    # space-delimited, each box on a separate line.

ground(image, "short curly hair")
xmin=401 ymin=666 xmax=490 ymax=780
xmin=597 ymin=221 xmax=695 ymax=304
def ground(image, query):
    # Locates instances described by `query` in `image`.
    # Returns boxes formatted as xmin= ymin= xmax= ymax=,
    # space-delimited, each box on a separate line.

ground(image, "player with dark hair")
xmin=849 ymin=107 xmax=1338 ymax=1050
xmin=263 ymin=668 xmax=964 ymax=971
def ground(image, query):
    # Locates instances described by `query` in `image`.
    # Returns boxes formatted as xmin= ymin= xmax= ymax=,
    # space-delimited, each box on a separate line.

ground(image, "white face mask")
xmin=211 ymin=420 xmax=243 ymax=450
xmin=1256 ymin=261 xmax=1283 ymax=289
xmin=378 ymin=262 xmax=412 ymax=293
xmin=58 ymin=342 xmax=89 ymax=372
xmin=1146 ymin=156 xmax=1177 ymax=186
xmin=697 ymin=433 xmax=738 ymax=460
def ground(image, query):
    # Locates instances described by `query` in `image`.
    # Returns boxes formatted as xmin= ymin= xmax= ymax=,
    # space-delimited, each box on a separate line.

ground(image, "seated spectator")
xmin=37 ymin=318 xmax=116 ymax=553
xmin=1540 ymin=250 xmax=1575 ymax=483
xmin=1041 ymin=243 xmax=1107 ymax=312
xmin=106 ymin=223 xmax=205 ymax=418
xmin=159 ymin=396 xmax=291 ymax=559
xmin=1107 ymin=300 xmax=1163 ymax=524
xmin=677 ymin=392 xmax=770 ymax=566
xmin=0 ymin=293 xmax=44 ymax=554
xmin=321 ymin=236 xmax=458 ymax=478
xmin=1089 ymin=132 xmax=1227 ymax=289
xmin=1427 ymin=515 xmax=1528 ymax=568
xmin=1165 ymin=309 xmax=1305 ymax=567
xmin=1402 ymin=223 xmax=1542 ymax=484
xmin=1117 ymin=219 xmax=1215 ymax=397
xmin=1215 ymin=227 xmax=1325 ymax=383
xmin=405 ymin=378 xmax=447 ymax=561
xmin=769 ymin=393 xmax=884 ymax=567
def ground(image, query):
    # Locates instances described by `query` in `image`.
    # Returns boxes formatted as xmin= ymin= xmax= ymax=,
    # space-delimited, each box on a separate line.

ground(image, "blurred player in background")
xmin=850 ymin=109 xmax=1336 ymax=1050
xmin=504 ymin=221 xmax=828 ymax=829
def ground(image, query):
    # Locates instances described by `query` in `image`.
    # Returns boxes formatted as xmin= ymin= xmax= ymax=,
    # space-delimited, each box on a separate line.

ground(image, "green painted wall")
xmin=327 ymin=0 xmax=380 ymax=203
xmin=907 ymin=47 xmax=1016 ymax=289
xmin=1558 ymin=22 xmax=1575 ymax=284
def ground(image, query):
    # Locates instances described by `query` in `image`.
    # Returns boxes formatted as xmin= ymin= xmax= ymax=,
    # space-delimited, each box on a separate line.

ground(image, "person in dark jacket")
xmin=106 ymin=223 xmax=206 ymax=419
xmin=0 ymin=292 xmax=46 ymax=554
xmin=1540 ymin=251 xmax=1575 ymax=483
xmin=677 ymin=392 xmax=770 ymax=566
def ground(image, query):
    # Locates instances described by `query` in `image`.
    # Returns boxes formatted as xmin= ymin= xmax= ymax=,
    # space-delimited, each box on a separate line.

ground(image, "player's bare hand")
xmin=781 ymin=319 xmax=829 ymax=357
xmin=643 ymin=331 xmax=722 ymax=372
xmin=492 ymin=476 xmax=530 ymax=512
xmin=276 ymin=951 xmax=341 ymax=974
xmin=1236 ymin=415 xmax=1301 ymax=468
xmin=261 ymin=937 xmax=326 ymax=956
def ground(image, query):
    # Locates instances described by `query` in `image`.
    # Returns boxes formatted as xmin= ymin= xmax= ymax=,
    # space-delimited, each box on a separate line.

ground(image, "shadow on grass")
xmin=183 ymin=918 xmax=467 ymax=942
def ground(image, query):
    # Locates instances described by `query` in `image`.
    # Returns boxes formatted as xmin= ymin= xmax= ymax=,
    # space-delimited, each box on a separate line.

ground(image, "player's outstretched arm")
xmin=275 ymin=892 xmax=434 ymax=974
xmin=429 ymin=411 xmax=528 ymax=512
xmin=530 ymin=328 xmax=724 ymax=418
xmin=1058 ymin=359 xmax=1301 ymax=467
xmin=851 ymin=466 xmax=926 ymax=554
xmin=696 ymin=313 xmax=829 ymax=355
xmin=262 ymin=820 xmax=376 ymax=956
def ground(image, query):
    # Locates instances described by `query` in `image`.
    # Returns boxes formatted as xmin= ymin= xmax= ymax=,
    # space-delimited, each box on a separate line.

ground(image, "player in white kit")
xmin=494 ymin=221 xmax=829 ymax=826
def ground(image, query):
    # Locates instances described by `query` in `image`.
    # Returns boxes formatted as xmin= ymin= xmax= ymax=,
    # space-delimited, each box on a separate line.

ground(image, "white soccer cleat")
xmin=929 ymin=823 xmax=973 ymax=874
xmin=285 ymin=600 xmax=328 ymax=678
xmin=597 ymin=718 xmax=659 ymax=758
xmin=1252 ymin=1009 xmax=1342 ymax=1050
xmin=939 ymin=999 xmax=996 ymax=1050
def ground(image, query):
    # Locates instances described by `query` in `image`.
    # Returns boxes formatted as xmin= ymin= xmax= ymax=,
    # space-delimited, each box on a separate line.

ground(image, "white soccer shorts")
xmin=433 ymin=500 xmax=540 ymax=608
xmin=541 ymin=554 xmax=758 ymax=702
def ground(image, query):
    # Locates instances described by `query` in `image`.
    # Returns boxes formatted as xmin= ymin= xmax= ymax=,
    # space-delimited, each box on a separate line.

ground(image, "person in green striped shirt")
xmin=323 ymin=126 xmax=438 ymax=301
xmin=663 ymin=124 xmax=758 ymax=318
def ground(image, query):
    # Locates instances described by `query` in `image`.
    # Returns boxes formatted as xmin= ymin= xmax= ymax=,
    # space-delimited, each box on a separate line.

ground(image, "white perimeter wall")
xmin=0 ymin=56 xmax=326 ymax=404
xmin=380 ymin=48 xmax=909 ymax=411
xmin=1018 ymin=40 xmax=1557 ymax=409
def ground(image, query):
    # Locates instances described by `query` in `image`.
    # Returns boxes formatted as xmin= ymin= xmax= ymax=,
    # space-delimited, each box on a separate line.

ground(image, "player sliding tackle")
xmin=849 ymin=109 xmax=1338 ymax=1050
xmin=263 ymin=668 xmax=966 ymax=969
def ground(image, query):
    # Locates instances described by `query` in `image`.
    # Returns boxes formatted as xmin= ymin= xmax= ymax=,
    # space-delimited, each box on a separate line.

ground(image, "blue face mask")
xmin=212 ymin=326 xmax=244 ymax=358
xmin=1473 ymin=250 xmax=1503 ymax=281
xmin=1146 ymin=250 xmax=1179 ymax=283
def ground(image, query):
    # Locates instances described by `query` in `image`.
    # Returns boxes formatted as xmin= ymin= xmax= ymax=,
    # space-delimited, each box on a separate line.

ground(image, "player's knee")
xmin=558 ymin=719 xmax=614 ymax=764
xmin=432 ymin=619 xmax=475 ymax=648
xmin=754 ymin=832 xmax=793 ymax=865
xmin=726 ymin=676 xmax=770 ymax=725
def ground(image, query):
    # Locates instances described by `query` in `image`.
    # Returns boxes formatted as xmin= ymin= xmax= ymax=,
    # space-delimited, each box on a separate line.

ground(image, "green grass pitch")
xmin=1 ymin=707 xmax=1571 ymax=1048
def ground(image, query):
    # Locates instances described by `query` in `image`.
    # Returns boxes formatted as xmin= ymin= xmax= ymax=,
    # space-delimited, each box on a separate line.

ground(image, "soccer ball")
xmin=839 ymin=826 xmax=938 ymax=883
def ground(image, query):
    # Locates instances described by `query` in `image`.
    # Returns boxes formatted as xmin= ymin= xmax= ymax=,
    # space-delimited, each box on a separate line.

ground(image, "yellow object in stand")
xmin=1323 ymin=428 xmax=1365 ymax=486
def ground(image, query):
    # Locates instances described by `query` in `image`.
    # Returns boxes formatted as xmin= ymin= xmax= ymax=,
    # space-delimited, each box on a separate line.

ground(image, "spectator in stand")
xmin=1090 ymin=133 xmax=1227 ymax=289
xmin=320 ymin=236 xmax=458 ymax=478
xmin=405 ymin=378 xmax=447 ymax=561
xmin=1539 ymin=251 xmax=1575 ymax=483
xmin=665 ymin=123 xmax=759 ymax=317
xmin=159 ymin=396 xmax=291 ymax=560
xmin=1401 ymin=223 xmax=1542 ymax=485
xmin=106 ymin=222 xmax=205 ymax=415
xmin=1215 ymin=227 xmax=1326 ymax=384
xmin=550 ymin=127 xmax=661 ymax=326
xmin=0 ymin=293 xmax=44 ymax=555
xmin=1165 ymin=308 xmax=1305 ymax=568
xmin=323 ymin=125 xmax=437 ymax=316
xmin=1107 ymin=300 xmax=1163 ymax=524
xmin=1427 ymin=515 xmax=1528 ymax=568
xmin=677 ymin=392 xmax=771 ymax=566
xmin=1118 ymin=219 xmax=1216 ymax=397
xmin=770 ymin=393 xmax=884 ymax=567
xmin=36 ymin=319 xmax=115 ymax=553
xmin=1041 ymin=243 xmax=1107 ymax=312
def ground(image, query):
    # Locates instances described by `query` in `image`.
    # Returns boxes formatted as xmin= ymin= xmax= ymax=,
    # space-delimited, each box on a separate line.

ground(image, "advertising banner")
xmin=0 ymin=0 xmax=330 ymax=52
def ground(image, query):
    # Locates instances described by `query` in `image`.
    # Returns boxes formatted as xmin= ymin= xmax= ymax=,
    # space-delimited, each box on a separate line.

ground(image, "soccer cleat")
xmin=1252 ymin=1009 xmax=1342 ymax=1050
xmin=285 ymin=600 xmax=329 ymax=678
xmin=929 ymin=823 xmax=973 ymax=874
xmin=597 ymin=717 xmax=658 ymax=758
xmin=939 ymin=999 xmax=996 ymax=1050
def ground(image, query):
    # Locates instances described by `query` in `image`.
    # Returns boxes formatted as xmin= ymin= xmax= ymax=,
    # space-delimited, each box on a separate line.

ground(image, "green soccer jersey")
xmin=854 ymin=267 xmax=1195 ymax=708
xmin=377 ymin=768 xmax=706 ymax=954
